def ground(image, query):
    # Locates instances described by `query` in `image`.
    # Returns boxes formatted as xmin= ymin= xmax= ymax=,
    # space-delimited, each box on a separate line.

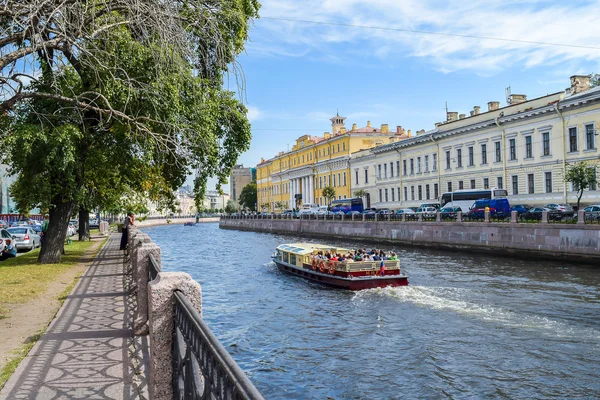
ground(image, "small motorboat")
xmin=272 ymin=243 xmax=408 ymax=290
xmin=183 ymin=222 xmax=197 ymax=226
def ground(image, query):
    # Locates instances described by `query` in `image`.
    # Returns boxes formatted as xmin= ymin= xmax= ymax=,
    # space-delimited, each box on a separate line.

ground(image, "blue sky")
xmin=205 ymin=0 xmax=600 ymax=191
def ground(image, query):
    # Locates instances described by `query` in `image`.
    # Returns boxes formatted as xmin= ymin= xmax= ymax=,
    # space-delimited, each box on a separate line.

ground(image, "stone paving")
xmin=0 ymin=234 xmax=149 ymax=400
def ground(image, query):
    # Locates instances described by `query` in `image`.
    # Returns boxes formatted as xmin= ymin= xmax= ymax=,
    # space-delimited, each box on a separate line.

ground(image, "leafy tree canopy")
xmin=322 ymin=186 xmax=336 ymax=205
xmin=565 ymin=161 xmax=598 ymax=210
xmin=238 ymin=181 xmax=257 ymax=211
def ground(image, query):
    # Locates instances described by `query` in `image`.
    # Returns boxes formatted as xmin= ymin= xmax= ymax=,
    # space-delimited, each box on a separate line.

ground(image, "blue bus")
xmin=330 ymin=198 xmax=364 ymax=214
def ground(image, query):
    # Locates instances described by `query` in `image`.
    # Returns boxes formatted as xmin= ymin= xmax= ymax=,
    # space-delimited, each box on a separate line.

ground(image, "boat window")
xmin=283 ymin=252 xmax=289 ymax=263
xmin=290 ymin=254 xmax=296 ymax=265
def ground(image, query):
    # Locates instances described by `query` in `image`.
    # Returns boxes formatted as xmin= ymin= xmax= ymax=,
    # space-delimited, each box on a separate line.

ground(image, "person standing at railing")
xmin=120 ymin=212 xmax=135 ymax=250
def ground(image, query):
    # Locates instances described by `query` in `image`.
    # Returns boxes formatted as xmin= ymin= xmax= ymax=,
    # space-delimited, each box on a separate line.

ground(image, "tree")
xmin=1 ymin=0 xmax=260 ymax=263
xmin=565 ymin=161 xmax=598 ymax=210
xmin=591 ymin=73 xmax=600 ymax=88
xmin=238 ymin=181 xmax=257 ymax=211
xmin=322 ymin=186 xmax=336 ymax=206
xmin=274 ymin=201 xmax=286 ymax=211
xmin=353 ymin=189 xmax=367 ymax=198
xmin=224 ymin=200 xmax=237 ymax=214
xmin=261 ymin=203 xmax=270 ymax=211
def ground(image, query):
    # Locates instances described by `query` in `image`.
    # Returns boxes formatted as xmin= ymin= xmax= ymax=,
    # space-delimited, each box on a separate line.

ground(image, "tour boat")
xmin=272 ymin=243 xmax=408 ymax=290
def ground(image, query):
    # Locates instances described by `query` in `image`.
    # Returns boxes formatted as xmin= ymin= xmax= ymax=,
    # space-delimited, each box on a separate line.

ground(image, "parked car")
xmin=511 ymin=204 xmax=530 ymax=215
xmin=545 ymin=203 xmax=575 ymax=217
xmin=521 ymin=207 xmax=563 ymax=221
xmin=376 ymin=209 xmax=393 ymax=216
xmin=89 ymin=218 xmax=100 ymax=229
xmin=583 ymin=204 xmax=600 ymax=221
xmin=416 ymin=206 xmax=437 ymax=219
xmin=361 ymin=209 xmax=376 ymax=216
xmin=419 ymin=203 xmax=441 ymax=210
xmin=346 ymin=210 xmax=362 ymax=217
xmin=316 ymin=206 xmax=329 ymax=215
xmin=67 ymin=224 xmax=77 ymax=237
xmin=7 ymin=227 xmax=41 ymax=251
xmin=0 ymin=220 xmax=9 ymax=228
xmin=0 ymin=228 xmax=14 ymax=253
xmin=440 ymin=206 xmax=462 ymax=219
xmin=467 ymin=198 xmax=511 ymax=219
xmin=69 ymin=219 xmax=79 ymax=232
xmin=395 ymin=208 xmax=416 ymax=215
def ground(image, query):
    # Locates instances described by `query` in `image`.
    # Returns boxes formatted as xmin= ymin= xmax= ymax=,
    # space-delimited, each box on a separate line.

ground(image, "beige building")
xmin=350 ymin=75 xmax=600 ymax=209
xmin=230 ymin=164 xmax=253 ymax=202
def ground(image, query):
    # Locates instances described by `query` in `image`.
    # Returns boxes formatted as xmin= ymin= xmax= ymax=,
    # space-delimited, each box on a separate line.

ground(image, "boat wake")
xmin=353 ymin=286 xmax=600 ymax=341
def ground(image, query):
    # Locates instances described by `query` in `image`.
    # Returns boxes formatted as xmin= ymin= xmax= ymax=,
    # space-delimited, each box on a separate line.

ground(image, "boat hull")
xmin=273 ymin=260 xmax=408 ymax=290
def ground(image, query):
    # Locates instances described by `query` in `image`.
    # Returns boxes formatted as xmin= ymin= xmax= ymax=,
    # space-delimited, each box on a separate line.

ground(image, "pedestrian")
xmin=379 ymin=260 xmax=386 ymax=276
xmin=41 ymin=213 xmax=49 ymax=246
xmin=120 ymin=212 xmax=135 ymax=250
xmin=0 ymin=239 xmax=16 ymax=261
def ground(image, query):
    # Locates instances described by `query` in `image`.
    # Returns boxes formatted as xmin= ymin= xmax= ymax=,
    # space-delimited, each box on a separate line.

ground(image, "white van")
xmin=316 ymin=206 xmax=329 ymax=215
xmin=298 ymin=203 xmax=320 ymax=215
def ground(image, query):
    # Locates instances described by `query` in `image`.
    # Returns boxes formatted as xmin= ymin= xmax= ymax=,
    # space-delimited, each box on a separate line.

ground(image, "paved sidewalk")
xmin=1 ymin=234 xmax=149 ymax=400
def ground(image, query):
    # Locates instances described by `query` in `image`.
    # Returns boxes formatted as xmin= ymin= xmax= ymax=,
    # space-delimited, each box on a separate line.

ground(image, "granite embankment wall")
xmin=219 ymin=218 xmax=600 ymax=263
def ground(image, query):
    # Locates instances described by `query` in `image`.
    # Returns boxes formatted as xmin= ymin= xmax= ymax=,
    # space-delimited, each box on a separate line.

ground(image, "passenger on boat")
xmin=379 ymin=260 xmax=386 ymax=276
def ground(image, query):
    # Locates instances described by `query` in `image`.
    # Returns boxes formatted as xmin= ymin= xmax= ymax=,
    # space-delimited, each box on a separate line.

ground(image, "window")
xmin=456 ymin=149 xmax=462 ymax=168
xmin=481 ymin=144 xmax=488 ymax=164
xmin=342 ymin=142 xmax=346 ymax=151
xmin=586 ymin=124 xmax=596 ymax=150
xmin=447 ymin=182 xmax=452 ymax=192
xmin=411 ymin=186 xmax=415 ymax=201
xmin=396 ymin=161 xmax=400 ymax=177
xmin=418 ymin=185 xmax=422 ymax=200
xmin=509 ymin=138 xmax=516 ymax=160
xmin=542 ymin=132 xmax=551 ymax=156
xmin=458 ymin=180 xmax=464 ymax=190
xmin=403 ymin=160 xmax=407 ymax=176
xmin=495 ymin=142 xmax=501 ymax=162
xmin=384 ymin=164 xmax=388 ymax=178
xmin=379 ymin=189 xmax=383 ymax=202
xmin=434 ymin=184 xmax=439 ymax=199
xmin=391 ymin=188 xmax=395 ymax=202
xmin=343 ymin=172 xmax=346 ymax=186
xmin=378 ymin=164 xmax=382 ymax=179
xmin=337 ymin=144 xmax=340 ymax=153
xmin=545 ymin=172 xmax=552 ymax=193
xmin=417 ymin=157 xmax=422 ymax=173
xmin=426 ymin=184 xmax=430 ymax=200
xmin=483 ymin=178 xmax=489 ymax=189
xmin=525 ymin=136 xmax=532 ymax=158
xmin=404 ymin=187 xmax=408 ymax=201
xmin=333 ymin=175 xmax=336 ymax=187
xmin=355 ymin=170 xmax=359 ymax=185
xmin=528 ymin=173 xmax=535 ymax=194
xmin=425 ymin=155 xmax=429 ymax=172
xmin=512 ymin=175 xmax=519 ymax=195
xmin=302 ymin=155 xmax=304 ymax=163
xmin=470 ymin=179 xmax=476 ymax=189
xmin=364 ymin=168 xmax=369 ymax=184
xmin=338 ymin=173 xmax=341 ymax=187
xmin=385 ymin=189 xmax=389 ymax=202
xmin=433 ymin=154 xmax=438 ymax=171
xmin=468 ymin=146 xmax=474 ymax=166
xmin=446 ymin=151 xmax=451 ymax=169
xmin=497 ymin=176 xmax=503 ymax=189
xmin=390 ymin=162 xmax=394 ymax=177
xmin=410 ymin=159 xmax=415 ymax=175
xmin=398 ymin=187 xmax=401 ymax=200
xmin=569 ymin=127 xmax=577 ymax=152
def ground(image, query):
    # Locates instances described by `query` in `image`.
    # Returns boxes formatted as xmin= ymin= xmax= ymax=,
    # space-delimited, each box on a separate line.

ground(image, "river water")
xmin=142 ymin=223 xmax=600 ymax=399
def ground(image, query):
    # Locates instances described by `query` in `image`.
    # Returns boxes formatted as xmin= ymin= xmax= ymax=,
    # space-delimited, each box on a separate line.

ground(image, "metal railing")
xmin=172 ymin=291 xmax=264 ymax=400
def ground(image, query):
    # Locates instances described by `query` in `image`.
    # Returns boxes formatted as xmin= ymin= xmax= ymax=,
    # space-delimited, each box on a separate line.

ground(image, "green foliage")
xmin=274 ymin=201 xmax=286 ymax=210
xmin=591 ymin=73 xmax=600 ymax=88
xmin=322 ymin=186 xmax=336 ymax=204
xmin=225 ymin=199 xmax=237 ymax=214
xmin=238 ymin=181 xmax=257 ymax=211
xmin=565 ymin=161 xmax=598 ymax=209
xmin=353 ymin=189 xmax=367 ymax=198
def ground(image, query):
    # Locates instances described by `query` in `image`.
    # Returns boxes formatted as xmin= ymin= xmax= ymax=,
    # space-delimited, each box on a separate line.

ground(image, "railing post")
xmin=351 ymin=213 xmax=355 ymax=221
xmin=511 ymin=210 xmax=518 ymax=223
xmin=436 ymin=212 xmax=441 ymax=222
xmin=577 ymin=209 xmax=585 ymax=224
xmin=132 ymin=242 xmax=161 ymax=335
xmin=402 ymin=213 xmax=406 ymax=222
xmin=418 ymin=213 xmax=423 ymax=222
xmin=374 ymin=213 xmax=378 ymax=222
xmin=362 ymin=214 xmax=366 ymax=222
xmin=541 ymin=210 xmax=549 ymax=223
xmin=148 ymin=272 xmax=202 ymax=400
xmin=387 ymin=213 xmax=391 ymax=222
xmin=457 ymin=211 xmax=463 ymax=222
xmin=484 ymin=211 xmax=490 ymax=223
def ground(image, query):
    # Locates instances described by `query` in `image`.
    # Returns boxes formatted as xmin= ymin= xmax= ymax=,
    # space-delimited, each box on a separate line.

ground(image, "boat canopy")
xmin=276 ymin=243 xmax=350 ymax=256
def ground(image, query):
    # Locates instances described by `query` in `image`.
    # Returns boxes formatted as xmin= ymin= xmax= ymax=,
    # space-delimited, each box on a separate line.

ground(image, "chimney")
xmin=367 ymin=120 xmax=371 ymax=127
xmin=339 ymin=127 xmax=347 ymax=134
xmin=509 ymin=94 xmax=527 ymax=104
xmin=396 ymin=125 xmax=402 ymax=133
xmin=488 ymin=101 xmax=500 ymax=111
xmin=435 ymin=122 xmax=443 ymax=128
xmin=381 ymin=124 xmax=389 ymax=133
xmin=324 ymin=132 xmax=331 ymax=139
xmin=473 ymin=106 xmax=481 ymax=115
xmin=447 ymin=111 xmax=458 ymax=122
xmin=352 ymin=123 xmax=357 ymax=131
xmin=417 ymin=129 xmax=426 ymax=135
xmin=407 ymin=129 xmax=412 ymax=137
xmin=570 ymin=75 xmax=591 ymax=95
xmin=390 ymin=137 xmax=397 ymax=143
xmin=459 ymin=114 xmax=466 ymax=120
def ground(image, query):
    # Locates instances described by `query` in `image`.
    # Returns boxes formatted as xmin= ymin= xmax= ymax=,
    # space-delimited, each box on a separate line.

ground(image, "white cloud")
xmin=246 ymin=105 xmax=263 ymax=122
xmin=248 ymin=0 xmax=600 ymax=73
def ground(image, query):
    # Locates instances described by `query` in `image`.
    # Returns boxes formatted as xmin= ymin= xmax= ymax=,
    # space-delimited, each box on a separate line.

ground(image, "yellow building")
xmin=257 ymin=114 xmax=408 ymax=211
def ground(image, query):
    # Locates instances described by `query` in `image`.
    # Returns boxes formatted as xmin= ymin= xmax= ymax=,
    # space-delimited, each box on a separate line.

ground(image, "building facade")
xmin=229 ymin=164 xmax=254 ymax=202
xmin=351 ymin=75 xmax=600 ymax=209
xmin=256 ymin=115 xmax=409 ymax=211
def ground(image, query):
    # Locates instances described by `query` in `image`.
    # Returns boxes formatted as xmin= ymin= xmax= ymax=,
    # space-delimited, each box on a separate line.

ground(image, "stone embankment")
xmin=220 ymin=217 xmax=600 ymax=263
xmin=136 ymin=217 xmax=218 ymax=228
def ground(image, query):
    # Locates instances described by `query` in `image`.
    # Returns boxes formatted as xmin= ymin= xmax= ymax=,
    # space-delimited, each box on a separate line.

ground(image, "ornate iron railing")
xmin=173 ymin=291 xmax=264 ymax=400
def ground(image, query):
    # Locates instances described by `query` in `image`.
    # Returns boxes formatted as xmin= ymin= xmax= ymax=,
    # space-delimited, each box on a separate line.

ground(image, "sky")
xmin=204 ymin=0 xmax=600 ymax=191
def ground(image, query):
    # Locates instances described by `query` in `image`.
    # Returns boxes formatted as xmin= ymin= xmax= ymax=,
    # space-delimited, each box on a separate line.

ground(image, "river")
xmin=142 ymin=222 xmax=600 ymax=399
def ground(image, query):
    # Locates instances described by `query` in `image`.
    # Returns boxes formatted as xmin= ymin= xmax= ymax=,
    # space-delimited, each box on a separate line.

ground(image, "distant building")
xmin=230 ymin=164 xmax=253 ymax=202
xmin=0 ymin=165 xmax=17 ymax=214
xmin=201 ymin=190 xmax=230 ymax=211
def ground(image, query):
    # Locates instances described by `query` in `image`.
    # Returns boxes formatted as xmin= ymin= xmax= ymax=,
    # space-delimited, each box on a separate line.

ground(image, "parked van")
xmin=316 ymin=206 xmax=329 ymax=215
xmin=298 ymin=203 xmax=320 ymax=215
xmin=467 ymin=198 xmax=511 ymax=219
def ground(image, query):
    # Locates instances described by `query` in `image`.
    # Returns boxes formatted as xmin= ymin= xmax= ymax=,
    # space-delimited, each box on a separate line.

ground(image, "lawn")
xmin=0 ymin=238 xmax=104 ymax=319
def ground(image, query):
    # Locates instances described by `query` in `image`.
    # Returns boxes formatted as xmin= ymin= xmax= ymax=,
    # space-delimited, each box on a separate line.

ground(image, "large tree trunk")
xmin=38 ymin=200 xmax=75 ymax=264
xmin=78 ymin=208 xmax=90 ymax=241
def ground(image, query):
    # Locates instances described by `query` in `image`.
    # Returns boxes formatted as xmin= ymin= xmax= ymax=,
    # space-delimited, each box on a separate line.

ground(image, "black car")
xmin=521 ymin=207 xmax=562 ymax=221
xmin=440 ymin=206 xmax=462 ymax=219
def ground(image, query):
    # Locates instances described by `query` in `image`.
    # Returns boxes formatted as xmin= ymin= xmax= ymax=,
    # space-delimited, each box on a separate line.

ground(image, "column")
xmin=290 ymin=179 xmax=295 ymax=208
xmin=309 ymin=175 xmax=314 ymax=204
xmin=303 ymin=178 xmax=308 ymax=203
xmin=295 ymin=179 xmax=300 ymax=204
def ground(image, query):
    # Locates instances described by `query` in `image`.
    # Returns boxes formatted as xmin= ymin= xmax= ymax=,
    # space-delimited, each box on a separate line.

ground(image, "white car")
xmin=7 ymin=227 xmax=41 ymax=251
xmin=67 ymin=224 xmax=77 ymax=236
xmin=316 ymin=206 xmax=329 ymax=215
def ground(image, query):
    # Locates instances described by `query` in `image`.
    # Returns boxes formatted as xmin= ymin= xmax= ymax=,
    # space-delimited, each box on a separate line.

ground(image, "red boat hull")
xmin=273 ymin=260 xmax=408 ymax=290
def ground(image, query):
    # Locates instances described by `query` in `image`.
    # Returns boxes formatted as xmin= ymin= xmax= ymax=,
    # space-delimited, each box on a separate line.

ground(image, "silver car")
xmin=7 ymin=227 xmax=41 ymax=251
